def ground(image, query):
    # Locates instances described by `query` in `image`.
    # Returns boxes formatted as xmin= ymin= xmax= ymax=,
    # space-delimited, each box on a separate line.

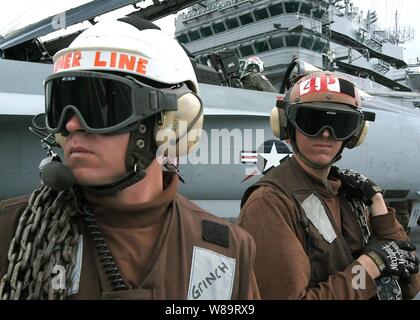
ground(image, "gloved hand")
xmin=364 ymin=240 xmax=419 ymax=282
xmin=332 ymin=167 xmax=383 ymax=204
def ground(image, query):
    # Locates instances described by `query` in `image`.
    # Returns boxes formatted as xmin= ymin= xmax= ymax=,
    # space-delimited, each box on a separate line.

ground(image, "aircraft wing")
xmin=199 ymin=83 xmax=279 ymax=117
xmin=128 ymin=0 xmax=202 ymax=21
xmin=0 ymin=0 xmax=141 ymax=50
xmin=0 ymin=0 xmax=202 ymax=51
xmin=203 ymin=108 xmax=269 ymax=117
xmin=0 ymin=92 xmax=43 ymax=116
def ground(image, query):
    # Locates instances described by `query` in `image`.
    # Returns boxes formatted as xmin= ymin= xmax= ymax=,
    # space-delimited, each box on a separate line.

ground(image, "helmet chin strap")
xmin=83 ymin=166 xmax=147 ymax=197
xmin=84 ymin=117 xmax=157 ymax=196
xmin=291 ymin=137 xmax=345 ymax=194
xmin=291 ymin=139 xmax=332 ymax=170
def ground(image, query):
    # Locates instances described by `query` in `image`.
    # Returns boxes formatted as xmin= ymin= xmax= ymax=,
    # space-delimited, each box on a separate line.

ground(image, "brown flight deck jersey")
xmin=239 ymin=157 xmax=420 ymax=300
xmin=85 ymin=173 xmax=178 ymax=289
xmin=0 ymin=173 xmax=260 ymax=300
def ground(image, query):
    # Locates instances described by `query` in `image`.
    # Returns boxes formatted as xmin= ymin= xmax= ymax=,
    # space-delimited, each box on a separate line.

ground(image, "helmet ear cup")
xmin=269 ymin=105 xmax=288 ymax=140
xmin=54 ymin=133 xmax=66 ymax=148
xmin=269 ymin=107 xmax=280 ymax=138
xmin=155 ymin=92 xmax=203 ymax=157
xmin=347 ymin=121 xmax=368 ymax=149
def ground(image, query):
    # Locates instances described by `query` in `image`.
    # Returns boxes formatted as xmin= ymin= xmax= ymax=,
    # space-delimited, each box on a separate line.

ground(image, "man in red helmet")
xmin=239 ymin=71 xmax=420 ymax=299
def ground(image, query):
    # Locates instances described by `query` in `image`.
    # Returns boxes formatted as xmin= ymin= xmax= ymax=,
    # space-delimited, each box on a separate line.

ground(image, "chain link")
xmin=348 ymin=198 xmax=371 ymax=244
xmin=0 ymin=187 xmax=79 ymax=300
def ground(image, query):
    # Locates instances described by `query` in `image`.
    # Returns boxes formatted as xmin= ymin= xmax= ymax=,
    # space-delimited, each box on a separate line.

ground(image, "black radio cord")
xmin=81 ymin=205 xmax=129 ymax=291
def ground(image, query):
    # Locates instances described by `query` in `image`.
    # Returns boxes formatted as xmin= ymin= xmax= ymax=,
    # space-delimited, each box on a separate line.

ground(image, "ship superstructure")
xmin=175 ymin=0 xmax=419 ymax=94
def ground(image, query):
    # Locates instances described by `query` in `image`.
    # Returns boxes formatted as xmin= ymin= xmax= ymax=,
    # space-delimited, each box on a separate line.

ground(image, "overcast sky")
xmin=0 ymin=0 xmax=418 ymax=62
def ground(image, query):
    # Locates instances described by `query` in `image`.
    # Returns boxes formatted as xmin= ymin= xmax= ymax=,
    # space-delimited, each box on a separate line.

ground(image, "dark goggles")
xmin=287 ymin=104 xmax=363 ymax=140
xmin=45 ymin=71 xmax=177 ymax=134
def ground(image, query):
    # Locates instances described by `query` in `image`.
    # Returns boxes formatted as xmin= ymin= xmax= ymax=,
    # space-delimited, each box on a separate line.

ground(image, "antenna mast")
xmin=388 ymin=9 xmax=414 ymax=46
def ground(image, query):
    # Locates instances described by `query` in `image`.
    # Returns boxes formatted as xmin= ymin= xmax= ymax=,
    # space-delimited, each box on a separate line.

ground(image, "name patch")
xmin=301 ymin=194 xmax=337 ymax=243
xmin=187 ymin=246 xmax=235 ymax=300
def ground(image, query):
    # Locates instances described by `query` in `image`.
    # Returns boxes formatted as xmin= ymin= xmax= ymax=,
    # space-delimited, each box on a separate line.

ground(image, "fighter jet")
xmin=0 ymin=0 xmax=419 ymax=229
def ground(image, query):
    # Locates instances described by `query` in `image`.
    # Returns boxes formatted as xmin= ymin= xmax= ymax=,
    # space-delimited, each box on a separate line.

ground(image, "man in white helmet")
xmin=241 ymin=56 xmax=275 ymax=93
xmin=0 ymin=16 xmax=260 ymax=300
xmin=239 ymin=71 xmax=419 ymax=299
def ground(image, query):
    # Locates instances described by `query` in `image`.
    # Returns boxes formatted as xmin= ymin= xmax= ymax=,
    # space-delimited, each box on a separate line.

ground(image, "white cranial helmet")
xmin=52 ymin=16 xmax=203 ymax=164
xmin=53 ymin=17 xmax=199 ymax=93
xmin=244 ymin=56 xmax=264 ymax=73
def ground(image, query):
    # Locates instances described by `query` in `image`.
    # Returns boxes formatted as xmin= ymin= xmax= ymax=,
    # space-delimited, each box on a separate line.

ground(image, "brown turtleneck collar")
xmin=85 ymin=172 xmax=179 ymax=228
